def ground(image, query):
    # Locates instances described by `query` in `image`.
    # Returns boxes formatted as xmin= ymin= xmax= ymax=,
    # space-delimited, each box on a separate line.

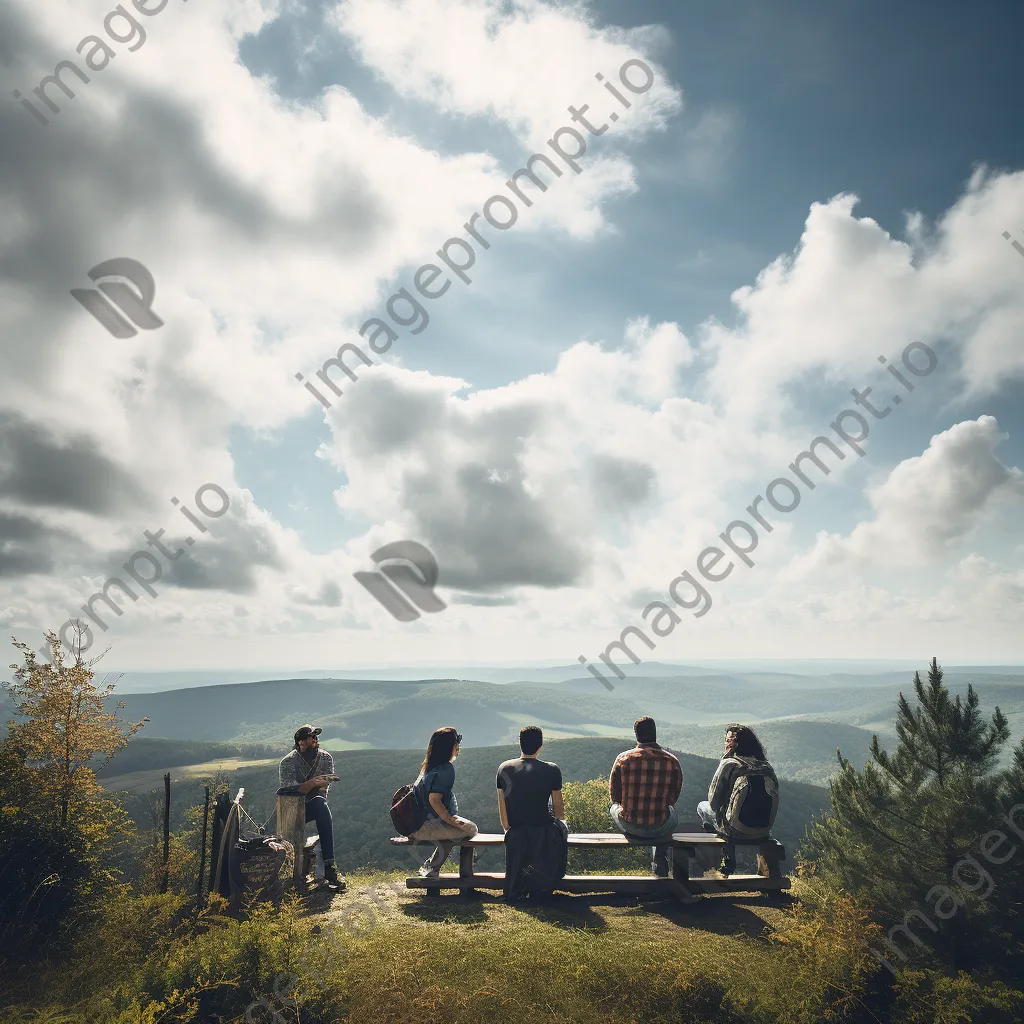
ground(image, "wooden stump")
xmin=277 ymin=794 xmax=308 ymax=888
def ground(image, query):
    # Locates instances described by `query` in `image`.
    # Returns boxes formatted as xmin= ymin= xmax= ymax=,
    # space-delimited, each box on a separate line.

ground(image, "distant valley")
xmin=84 ymin=662 xmax=1024 ymax=788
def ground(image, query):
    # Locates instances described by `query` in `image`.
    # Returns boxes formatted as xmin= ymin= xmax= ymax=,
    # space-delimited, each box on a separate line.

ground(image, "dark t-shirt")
xmin=421 ymin=761 xmax=457 ymax=818
xmin=496 ymin=757 xmax=562 ymax=828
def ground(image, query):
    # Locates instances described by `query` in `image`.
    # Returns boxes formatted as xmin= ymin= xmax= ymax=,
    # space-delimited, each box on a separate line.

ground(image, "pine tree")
xmin=801 ymin=657 xmax=1024 ymax=975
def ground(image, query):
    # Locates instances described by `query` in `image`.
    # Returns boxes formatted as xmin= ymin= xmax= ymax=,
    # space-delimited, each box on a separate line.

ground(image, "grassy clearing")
xmin=97 ymin=756 xmax=281 ymax=792
xmin=208 ymin=872 xmax=818 ymax=1024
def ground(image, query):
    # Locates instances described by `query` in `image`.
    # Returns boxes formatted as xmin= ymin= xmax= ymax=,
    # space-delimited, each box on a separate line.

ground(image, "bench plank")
xmin=390 ymin=832 xmax=783 ymax=851
xmin=403 ymin=873 xmax=789 ymax=896
xmin=686 ymin=875 xmax=791 ymax=894
xmin=406 ymin=873 xmax=675 ymax=895
xmin=391 ymin=833 xmax=506 ymax=846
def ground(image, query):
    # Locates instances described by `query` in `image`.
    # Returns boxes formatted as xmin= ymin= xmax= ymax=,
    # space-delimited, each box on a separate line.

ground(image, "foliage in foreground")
xmin=3 ymin=872 xmax=1022 ymax=1024
xmin=1 ymin=630 xmax=145 ymax=957
xmin=801 ymin=658 xmax=1024 ymax=978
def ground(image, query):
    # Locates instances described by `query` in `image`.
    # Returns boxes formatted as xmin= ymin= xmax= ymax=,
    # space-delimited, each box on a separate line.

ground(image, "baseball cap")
xmin=294 ymin=724 xmax=323 ymax=744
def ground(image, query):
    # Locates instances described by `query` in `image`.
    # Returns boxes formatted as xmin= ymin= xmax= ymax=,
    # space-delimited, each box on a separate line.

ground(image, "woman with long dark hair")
xmin=409 ymin=726 xmax=479 ymax=878
xmin=695 ymin=724 xmax=779 ymax=875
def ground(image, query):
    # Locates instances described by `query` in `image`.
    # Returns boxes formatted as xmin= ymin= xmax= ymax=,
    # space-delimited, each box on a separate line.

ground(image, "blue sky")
xmin=231 ymin=0 xmax=1024 ymax=554
xmin=1 ymin=0 xmax=1023 ymax=669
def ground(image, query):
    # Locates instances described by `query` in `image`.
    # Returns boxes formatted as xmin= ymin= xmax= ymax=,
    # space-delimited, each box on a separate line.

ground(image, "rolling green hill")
xmin=93 ymin=738 xmax=280 ymax=778
xmin=90 ymin=669 xmax=1024 ymax=790
xmin=94 ymin=674 xmax=874 ymax=784
xmin=659 ymin=720 xmax=877 ymax=786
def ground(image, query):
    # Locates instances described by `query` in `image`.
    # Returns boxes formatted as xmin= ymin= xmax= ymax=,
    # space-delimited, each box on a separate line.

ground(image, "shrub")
xmin=562 ymin=778 xmax=648 ymax=872
xmin=891 ymin=970 xmax=1024 ymax=1023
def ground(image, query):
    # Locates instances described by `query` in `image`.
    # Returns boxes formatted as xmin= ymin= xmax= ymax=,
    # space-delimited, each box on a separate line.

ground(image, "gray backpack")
xmin=723 ymin=759 xmax=779 ymax=838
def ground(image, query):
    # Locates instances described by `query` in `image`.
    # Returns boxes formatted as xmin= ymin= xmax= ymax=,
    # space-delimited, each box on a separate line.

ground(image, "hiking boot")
xmin=324 ymin=864 xmax=345 ymax=888
xmin=418 ymin=865 xmax=440 ymax=879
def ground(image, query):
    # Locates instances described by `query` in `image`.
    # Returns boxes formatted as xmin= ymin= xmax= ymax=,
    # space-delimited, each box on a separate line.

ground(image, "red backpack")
xmin=390 ymin=778 xmax=428 ymax=836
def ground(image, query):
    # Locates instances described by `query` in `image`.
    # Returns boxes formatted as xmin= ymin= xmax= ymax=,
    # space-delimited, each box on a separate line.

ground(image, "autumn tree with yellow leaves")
xmin=3 ymin=623 xmax=149 ymax=828
xmin=0 ymin=623 xmax=149 ymax=956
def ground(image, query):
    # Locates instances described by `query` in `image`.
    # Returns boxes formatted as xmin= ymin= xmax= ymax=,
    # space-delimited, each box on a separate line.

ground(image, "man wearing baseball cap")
xmin=278 ymin=724 xmax=344 ymax=887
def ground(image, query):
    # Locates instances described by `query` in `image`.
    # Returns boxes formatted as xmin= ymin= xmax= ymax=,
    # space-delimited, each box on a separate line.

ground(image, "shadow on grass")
xmin=398 ymin=889 xmax=612 ymax=931
xmin=511 ymin=887 xmax=793 ymax=941
xmin=652 ymin=890 xmax=795 ymax=940
xmin=296 ymin=881 xmax=348 ymax=917
xmin=507 ymin=894 xmax=609 ymax=931
xmin=400 ymin=891 xmax=494 ymax=924
xmin=227 ymin=872 xmax=792 ymax=945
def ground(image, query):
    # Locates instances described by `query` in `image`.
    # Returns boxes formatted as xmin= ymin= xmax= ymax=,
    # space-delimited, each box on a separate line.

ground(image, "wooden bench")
xmin=389 ymin=830 xmax=790 ymax=903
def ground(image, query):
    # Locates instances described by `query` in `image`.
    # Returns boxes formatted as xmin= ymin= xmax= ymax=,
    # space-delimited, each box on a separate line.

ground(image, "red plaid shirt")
xmin=609 ymin=743 xmax=683 ymax=827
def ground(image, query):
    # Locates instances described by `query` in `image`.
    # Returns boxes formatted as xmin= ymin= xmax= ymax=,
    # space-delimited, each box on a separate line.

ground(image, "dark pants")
xmin=305 ymin=795 xmax=335 ymax=863
xmin=504 ymin=818 xmax=568 ymax=901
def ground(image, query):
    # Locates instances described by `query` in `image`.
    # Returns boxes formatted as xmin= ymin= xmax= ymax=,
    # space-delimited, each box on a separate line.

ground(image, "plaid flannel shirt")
xmin=279 ymin=747 xmax=335 ymax=801
xmin=609 ymin=743 xmax=682 ymax=826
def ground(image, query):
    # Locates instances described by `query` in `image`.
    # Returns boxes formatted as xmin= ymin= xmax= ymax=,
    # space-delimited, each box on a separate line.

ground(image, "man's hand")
xmin=300 ymin=775 xmax=331 ymax=794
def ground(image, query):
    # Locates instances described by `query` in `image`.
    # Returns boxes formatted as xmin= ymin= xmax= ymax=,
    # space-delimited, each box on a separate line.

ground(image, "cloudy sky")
xmin=1 ymin=0 xmax=1023 ymax=672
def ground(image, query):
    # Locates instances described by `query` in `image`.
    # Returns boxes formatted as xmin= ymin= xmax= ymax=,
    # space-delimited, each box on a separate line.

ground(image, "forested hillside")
xmin=93 ymin=738 xmax=280 ymax=778
xmin=658 ymin=720 xmax=877 ymax=785
xmin=92 ymin=668 xmax=1024 ymax=788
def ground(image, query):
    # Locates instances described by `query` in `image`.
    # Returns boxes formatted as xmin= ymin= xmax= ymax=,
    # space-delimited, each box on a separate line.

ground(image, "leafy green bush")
xmin=562 ymin=778 xmax=648 ymax=872
xmin=891 ymin=970 xmax=1024 ymax=1023
xmin=0 ymin=813 xmax=97 ymax=959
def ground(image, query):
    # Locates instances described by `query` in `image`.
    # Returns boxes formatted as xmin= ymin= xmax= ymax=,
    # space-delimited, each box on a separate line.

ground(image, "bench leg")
xmin=757 ymin=843 xmax=784 ymax=881
xmin=459 ymin=845 xmax=476 ymax=896
xmin=670 ymin=846 xmax=698 ymax=904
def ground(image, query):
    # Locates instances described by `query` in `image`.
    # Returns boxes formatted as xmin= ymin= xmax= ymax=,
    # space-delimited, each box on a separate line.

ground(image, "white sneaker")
xmin=418 ymin=866 xmax=440 ymax=879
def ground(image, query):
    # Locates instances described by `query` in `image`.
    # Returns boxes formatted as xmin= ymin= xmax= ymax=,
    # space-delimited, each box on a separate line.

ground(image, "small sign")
xmin=230 ymin=836 xmax=288 ymax=895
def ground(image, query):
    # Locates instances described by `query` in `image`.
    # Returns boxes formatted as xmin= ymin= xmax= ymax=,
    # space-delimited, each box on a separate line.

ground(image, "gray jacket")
xmin=707 ymin=754 xmax=777 ymax=822
xmin=278 ymin=747 xmax=335 ymax=800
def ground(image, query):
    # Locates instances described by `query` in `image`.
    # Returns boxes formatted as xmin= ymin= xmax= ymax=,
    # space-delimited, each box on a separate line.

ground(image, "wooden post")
xmin=159 ymin=772 xmax=171 ymax=894
xmin=277 ymin=793 xmax=308 ymax=888
xmin=196 ymin=786 xmax=211 ymax=908
xmin=459 ymin=844 xmax=476 ymax=896
xmin=209 ymin=792 xmax=229 ymax=893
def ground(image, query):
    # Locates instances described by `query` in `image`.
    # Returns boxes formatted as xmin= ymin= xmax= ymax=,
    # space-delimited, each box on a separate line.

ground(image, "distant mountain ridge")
xmin=77 ymin=659 xmax=1024 ymax=693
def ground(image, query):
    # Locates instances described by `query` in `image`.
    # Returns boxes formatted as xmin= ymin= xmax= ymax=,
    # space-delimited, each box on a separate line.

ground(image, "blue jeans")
xmin=609 ymin=803 xmax=678 ymax=874
xmin=696 ymin=800 xmax=733 ymax=872
xmin=697 ymin=800 xmax=717 ymax=831
xmin=305 ymin=796 xmax=335 ymax=864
